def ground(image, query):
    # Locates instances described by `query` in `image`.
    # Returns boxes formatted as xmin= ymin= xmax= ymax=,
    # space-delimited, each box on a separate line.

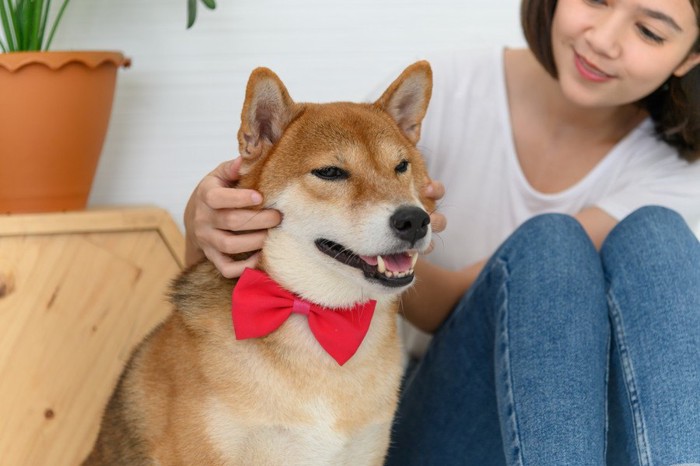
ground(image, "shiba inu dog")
xmin=84 ymin=60 xmax=434 ymax=465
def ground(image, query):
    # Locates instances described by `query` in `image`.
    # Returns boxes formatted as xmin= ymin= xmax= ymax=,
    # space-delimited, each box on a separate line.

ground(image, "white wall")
xmin=47 ymin=0 xmax=524 ymax=230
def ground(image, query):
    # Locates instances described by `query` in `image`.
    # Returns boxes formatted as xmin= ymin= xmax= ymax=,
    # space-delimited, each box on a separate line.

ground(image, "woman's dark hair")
xmin=521 ymin=0 xmax=700 ymax=162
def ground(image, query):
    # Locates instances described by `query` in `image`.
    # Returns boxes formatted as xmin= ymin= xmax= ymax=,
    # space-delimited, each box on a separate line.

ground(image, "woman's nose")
xmin=585 ymin=12 xmax=624 ymax=59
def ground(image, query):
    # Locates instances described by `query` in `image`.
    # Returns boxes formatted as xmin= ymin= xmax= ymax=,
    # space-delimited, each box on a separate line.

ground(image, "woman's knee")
xmin=601 ymin=206 xmax=699 ymax=275
xmin=605 ymin=206 xmax=689 ymax=241
xmin=517 ymin=212 xmax=584 ymax=237
xmin=503 ymin=213 xmax=598 ymax=267
xmin=493 ymin=213 xmax=606 ymax=314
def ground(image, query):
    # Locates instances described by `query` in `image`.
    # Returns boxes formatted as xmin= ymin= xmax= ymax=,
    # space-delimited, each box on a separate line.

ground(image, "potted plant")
xmin=0 ymin=0 xmax=216 ymax=213
xmin=0 ymin=0 xmax=129 ymax=213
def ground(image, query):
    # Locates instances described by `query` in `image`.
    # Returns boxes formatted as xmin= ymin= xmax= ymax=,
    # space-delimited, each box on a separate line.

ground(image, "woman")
xmin=184 ymin=0 xmax=700 ymax=463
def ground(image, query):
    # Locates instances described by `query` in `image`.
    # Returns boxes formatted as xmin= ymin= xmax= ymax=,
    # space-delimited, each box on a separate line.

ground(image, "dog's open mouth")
xmin=315 ymin=239 xmax=418 ymax=288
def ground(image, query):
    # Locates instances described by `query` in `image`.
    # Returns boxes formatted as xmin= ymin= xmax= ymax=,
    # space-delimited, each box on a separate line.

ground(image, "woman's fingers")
xmin=208 ymin=250 xmax=262 ymax=279
xmin=430 ymin=210 xmax=447 ymax=234
xmin=422 ymin=178 xmax=446 ymax=232
xmin=422 ymin=178 xmax=446 ymax=253
xmin=202 ymin=185 xmax=263 ymax=210
xmin=210 ymin=158 xmax=243 ymax=185
xmin=205 ymin=229 xmax=270 ymax=256
xmin=423 ymin=178 xmax=445 ymax=201
xmin=210 ymin=207 xmax=282 ymax=232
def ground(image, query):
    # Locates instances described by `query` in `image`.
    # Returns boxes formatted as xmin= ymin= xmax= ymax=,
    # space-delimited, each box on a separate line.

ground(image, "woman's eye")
xmin=638 ymin=25 xmax=665 ymax=44
xmin=311 ymin=166 xmax=350 ymax=181
xmin=395 ymin=160 xmax=410 ymax=174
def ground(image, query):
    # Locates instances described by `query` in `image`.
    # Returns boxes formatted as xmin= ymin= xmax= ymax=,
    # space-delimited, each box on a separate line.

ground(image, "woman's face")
xmin=551 ymin=0 xmax=700 ymax=108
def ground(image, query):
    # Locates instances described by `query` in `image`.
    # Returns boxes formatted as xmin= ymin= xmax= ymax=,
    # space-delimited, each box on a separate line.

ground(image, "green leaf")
xmin=44 ymin=0 xmax=69 ymax=50
xmin=17 ymin=0 xmax=26 ymax=49
xmin=12 ymin=0 xmax=24 ymax=51
xmin=0 ymin=0 xmax=18 ymax=51
xmin=188 ymin=0 xmax=215 ymax=29
xmin=17 ymin=0 xmax=30 ymax=50
xmin=38 ymin=0 xmax=50 ymax=48
xmin=0 ymin=0 xmax=68 ymax=51
xmin=29 ymin=0 xmax=45 ymax=51
xmin=187 ymin=0 xmax=196 ymax=29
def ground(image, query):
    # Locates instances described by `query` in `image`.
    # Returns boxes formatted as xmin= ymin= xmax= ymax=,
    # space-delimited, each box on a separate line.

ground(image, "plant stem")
xmin=44 ymin=0 xmax=69 ymax=50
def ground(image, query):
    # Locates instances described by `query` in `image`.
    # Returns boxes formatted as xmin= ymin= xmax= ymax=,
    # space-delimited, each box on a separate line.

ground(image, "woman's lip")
xmin=574 ymin=52 xmax=614 ymax=82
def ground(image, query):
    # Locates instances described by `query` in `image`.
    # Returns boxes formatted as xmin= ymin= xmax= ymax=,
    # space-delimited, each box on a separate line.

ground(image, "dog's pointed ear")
xmin=374 ymin=61 xmax=432 ymax=145
xmin=238 ymin=67 xmax=296 ymax=172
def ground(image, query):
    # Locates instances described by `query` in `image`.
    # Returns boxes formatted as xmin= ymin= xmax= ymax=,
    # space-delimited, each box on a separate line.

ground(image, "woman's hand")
xmin=184 ymin=158 xmax=282 ymax=278
xmin=423 ymin=178 xmax=447 ymax=253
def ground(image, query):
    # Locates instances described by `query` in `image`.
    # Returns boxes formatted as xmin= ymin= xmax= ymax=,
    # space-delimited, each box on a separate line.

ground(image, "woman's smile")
xmin=574 ymin=51 xmax=615 ymax=82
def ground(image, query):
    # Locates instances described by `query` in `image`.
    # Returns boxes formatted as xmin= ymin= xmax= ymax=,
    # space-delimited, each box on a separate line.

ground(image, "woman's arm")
xmin=401 ymin=258 xmax=485 ymax=334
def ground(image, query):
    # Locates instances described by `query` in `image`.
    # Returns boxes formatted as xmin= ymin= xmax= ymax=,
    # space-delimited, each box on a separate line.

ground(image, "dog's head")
xmin=235 ymin=62 xmax=435 ymax=307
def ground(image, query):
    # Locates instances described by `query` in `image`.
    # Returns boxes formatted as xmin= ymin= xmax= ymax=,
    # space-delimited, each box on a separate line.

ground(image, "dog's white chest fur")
xmin=205 ymin=396 xmax=389 ymax=465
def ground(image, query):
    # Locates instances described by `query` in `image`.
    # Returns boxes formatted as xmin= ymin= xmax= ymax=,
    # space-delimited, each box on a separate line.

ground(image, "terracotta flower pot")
xmin=0 ymin=51 xmax=130 ymax=213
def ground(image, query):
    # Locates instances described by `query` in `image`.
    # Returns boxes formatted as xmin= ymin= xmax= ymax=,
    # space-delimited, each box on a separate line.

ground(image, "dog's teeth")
xmin=411 ymin=253 xmax=419 ymax=268
xmin=377 ymin=256 xmax=386 ymax=274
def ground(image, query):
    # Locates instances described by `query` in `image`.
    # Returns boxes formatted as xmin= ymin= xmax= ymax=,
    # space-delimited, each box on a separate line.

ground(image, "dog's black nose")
xmin=390 ymin=206 xmax=430 ymax=245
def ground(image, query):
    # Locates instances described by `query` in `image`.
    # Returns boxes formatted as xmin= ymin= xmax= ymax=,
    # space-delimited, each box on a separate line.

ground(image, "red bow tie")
xmin=231 ymin=268 xmax=376 ymax=365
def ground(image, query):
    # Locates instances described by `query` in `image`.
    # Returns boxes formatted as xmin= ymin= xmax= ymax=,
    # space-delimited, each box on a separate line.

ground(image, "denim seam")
xmin=496 ymin=258 xmax=524 ymax=466
xmin=603 ymin=328 xmax=611 ymax=459
xmin=607 ymin=290 xmax=652 ymax=466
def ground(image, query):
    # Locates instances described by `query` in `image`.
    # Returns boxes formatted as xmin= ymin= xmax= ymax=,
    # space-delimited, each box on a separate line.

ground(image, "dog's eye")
xmin=395 ymin=160 xmax=410 ymax=174
xmin=312 ymin=166 xmax=349 ymax=181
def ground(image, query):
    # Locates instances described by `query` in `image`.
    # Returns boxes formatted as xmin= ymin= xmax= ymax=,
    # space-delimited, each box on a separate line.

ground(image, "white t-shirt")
xmin=402 ymin=48 xmax=700 ymax=356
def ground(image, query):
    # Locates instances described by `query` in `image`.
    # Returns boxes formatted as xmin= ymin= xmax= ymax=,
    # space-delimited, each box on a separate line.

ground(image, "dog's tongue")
xmin=360 ymin=253 xmax=413 ymax=272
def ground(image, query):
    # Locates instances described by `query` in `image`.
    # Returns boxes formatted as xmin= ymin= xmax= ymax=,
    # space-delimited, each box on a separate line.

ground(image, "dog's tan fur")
xmin=84 ymin=61 xmax=434 ymax=465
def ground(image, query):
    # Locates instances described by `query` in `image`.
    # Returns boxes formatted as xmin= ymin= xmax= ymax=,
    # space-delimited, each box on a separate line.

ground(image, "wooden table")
xmin=0 ymin=207 xmax=185 ymax=466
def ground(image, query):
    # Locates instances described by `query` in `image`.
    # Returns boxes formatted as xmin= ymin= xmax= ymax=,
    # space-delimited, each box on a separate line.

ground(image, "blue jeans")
xmin=385 ymin=206 xmax=700 ymax=466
